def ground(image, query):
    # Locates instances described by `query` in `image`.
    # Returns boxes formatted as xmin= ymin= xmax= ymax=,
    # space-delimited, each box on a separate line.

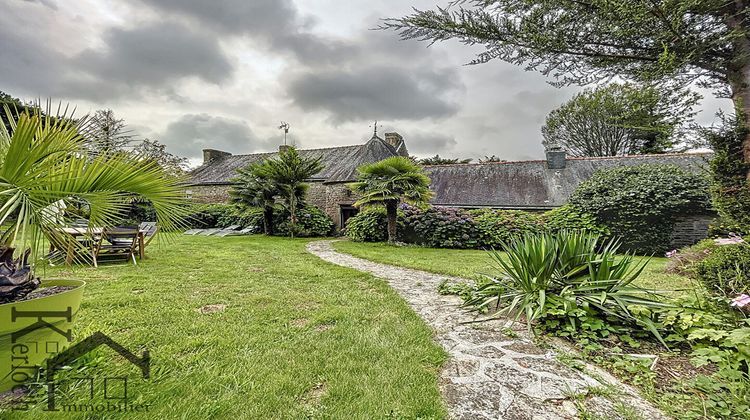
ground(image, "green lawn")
xmin=332 ymin=241 xmax=697 ymax=295
xmin=3 ymin=236 xmax=446 ymax=419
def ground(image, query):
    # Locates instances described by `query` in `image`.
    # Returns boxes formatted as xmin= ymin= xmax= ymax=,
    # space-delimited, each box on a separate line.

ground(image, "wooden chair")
xmin=92 ymin=228 xmax=139 ymax=267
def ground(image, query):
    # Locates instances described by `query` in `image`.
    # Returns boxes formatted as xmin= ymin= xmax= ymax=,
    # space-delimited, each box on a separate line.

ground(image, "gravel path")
xmin=306 ymin=240 xmax=666 ymax=420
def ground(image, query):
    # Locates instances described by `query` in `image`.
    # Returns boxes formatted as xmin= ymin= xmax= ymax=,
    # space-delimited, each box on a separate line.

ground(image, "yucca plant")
xmin=466 ymin=231 xmax=671 ymax=345
xmin=0 ymin=104 xmax=190 ymax=303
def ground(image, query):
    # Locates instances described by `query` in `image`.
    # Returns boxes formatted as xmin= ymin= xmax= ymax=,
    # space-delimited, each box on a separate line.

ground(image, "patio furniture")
xmin=138 ymin=222 xmax=158 ymax=257
xmin=92 ymin=228 xmax=140 ymax=267
xmin=56 ymin=227 xmax=148 ymax=265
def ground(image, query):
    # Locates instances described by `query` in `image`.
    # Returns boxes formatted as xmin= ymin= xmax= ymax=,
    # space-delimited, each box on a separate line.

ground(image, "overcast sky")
xmin=2 ymin=0 xmax=732 ymax=166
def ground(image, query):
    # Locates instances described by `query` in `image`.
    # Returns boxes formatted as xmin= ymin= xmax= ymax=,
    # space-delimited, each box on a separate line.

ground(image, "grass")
xmin=2 ymin=236 xmax=447 ymax=419
xmin=332 ymin=241 xmax=696 ymax=295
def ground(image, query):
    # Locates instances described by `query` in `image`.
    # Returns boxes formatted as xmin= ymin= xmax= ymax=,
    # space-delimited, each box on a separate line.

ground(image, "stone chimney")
xmin=383 ymin=132 xmax=409 ymax=157
xmin=203 ymin=149 xmax=232 ymax=164
xmin=545 ymin=147 xmax=566 ymax=169
xmin=279 ymin=144 xmax=292 ymax=153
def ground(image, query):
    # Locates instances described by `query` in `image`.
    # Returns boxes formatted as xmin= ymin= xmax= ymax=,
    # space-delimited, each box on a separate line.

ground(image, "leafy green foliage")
xmin=403 ymin=205 xmax=478 ymax=248
xmin=694 ymin=244 xmax=750 ymax=297
xmin=344 ymin=204 xmax=607 ymax=249
xmin=230 ymin=160 xmax=281 ymax=235
xmin=418 ymin=154 xmax=472 ymax=165
xmin=543 ymin=83 xmax=699 ymax=156
xmin=383 ymin=1 xmax=735 ymax=92
xmin=568 ymin=164 xmax=712 ymax=254
xmin=345 ymin=207 xmax=404 ymax=242
xmin=463 ymin=231 xmax=667 ymax=342
xmin=470 ymin=209 xmax=545 ymax=248
xmin=542 ymin=205 xmax=609 ymax=236
xmin=185 ymin=204 xmax=235 ymax=228
xmin=703 ymin=114 xmax=750 ymax=231
xmin=0 ymin=105 xmax=190 ymax=272
xmin=263 ymin=147 xmax=324 ymax=238
xmin=274 ymin=205 xmax=334 ymax=237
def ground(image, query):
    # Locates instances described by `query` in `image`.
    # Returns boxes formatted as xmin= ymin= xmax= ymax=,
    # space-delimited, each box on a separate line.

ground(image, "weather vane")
xmin=279 ymin=121 xmax=290 ymax=145
xmin=371 ymin=120 xmax=378 ymax=137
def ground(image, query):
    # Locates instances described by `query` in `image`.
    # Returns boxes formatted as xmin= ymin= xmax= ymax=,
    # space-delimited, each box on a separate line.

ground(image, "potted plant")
xmin=0 ymin=106 xmax=189 ymax=393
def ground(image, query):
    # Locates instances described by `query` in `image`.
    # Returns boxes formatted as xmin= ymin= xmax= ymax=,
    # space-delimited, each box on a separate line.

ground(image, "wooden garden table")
xmin=58 ymin=227 xmax=146 ymax=265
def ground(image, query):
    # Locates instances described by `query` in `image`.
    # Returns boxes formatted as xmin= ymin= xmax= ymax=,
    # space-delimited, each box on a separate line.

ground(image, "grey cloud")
xmin=22 ymin=0 xmax=57 ymax=10
xmin=159 ymin=114 xmax=269 ymax=159
xmin=402 ymin=132 xmax=458 ymax=155
xmin=288 ymin=66 xmax=461 ymax=123
xmin=73 ymin=22 xmax=232 ymax=90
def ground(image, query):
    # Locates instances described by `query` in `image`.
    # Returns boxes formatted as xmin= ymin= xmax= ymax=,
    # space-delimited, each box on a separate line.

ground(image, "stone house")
xmin=188 ymin=132 xmax=409 ymax=228
xmin=188 ymin=132 xmax=713 ymax=245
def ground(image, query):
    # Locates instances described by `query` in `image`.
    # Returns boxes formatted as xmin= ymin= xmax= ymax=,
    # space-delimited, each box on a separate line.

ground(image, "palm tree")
xmin=264 ymin=147 xmax=323 ymax=237
xmin=230 ymin=161 xmax=280 ymax=235
xmin=0 ymin=104 xmax=190 ymax=303
xmin=349 ymin=157 xmax=433 ymax=243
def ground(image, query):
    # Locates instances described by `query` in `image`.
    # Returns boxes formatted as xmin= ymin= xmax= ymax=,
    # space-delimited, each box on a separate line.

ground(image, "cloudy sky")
xmin=2 ymin=0 xmax=731 ymax=166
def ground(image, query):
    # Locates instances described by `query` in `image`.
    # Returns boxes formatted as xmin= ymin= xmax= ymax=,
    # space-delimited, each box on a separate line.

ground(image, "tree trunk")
xmin=725 ymin=4 xmax=750 ymax=180
xmin=263 ymin=207 xmax=273 ymax=235
xmin=385 ymin=200 xmax=398 ymax=243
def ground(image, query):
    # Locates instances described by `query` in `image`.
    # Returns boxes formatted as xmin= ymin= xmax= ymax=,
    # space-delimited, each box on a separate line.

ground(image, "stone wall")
xmin=187 ymin=184 xmax=232 ymax=203
xmin=187 ymin=182 xmax=357 ymax=230
xmin=669 ymin=214 xmax=716 ymax=249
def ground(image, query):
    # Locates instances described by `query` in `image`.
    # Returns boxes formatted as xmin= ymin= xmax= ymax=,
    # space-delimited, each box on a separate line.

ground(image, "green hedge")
xmin=344 ymin=204 xmax=606 ymax=249
xmin=694 ymin=243 xmax=750 ymax=297
xmin=568 ymin=164 xmax=712 ymax=254
xmin=186 ymin=203 xmax=333 ymax=237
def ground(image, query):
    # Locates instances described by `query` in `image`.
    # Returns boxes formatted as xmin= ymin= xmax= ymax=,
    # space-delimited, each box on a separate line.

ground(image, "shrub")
xmin=542 ymin=205 xmax=609 ymax=236
xmin=275 ymin=205 xmax=334 ymax=237
xmin=695 ymin=243 xmax=750 ymax=297
xmin=664 ymin=239 xmax=715 ymax=277
xmin=403 ymin=205 xmax=478 ymax=249
xmin=463 ymin=231 xmax=667 ymax=342
xmin=219 ymin=207 xmax=264 ymax=232
xmin=470 ymin=209 xmax=545 ymax=249
xmin=186 ymin=203 xmax=234 ymax=228
xmin=345 ymin=207 xmax=404 ymax=242
xmin=568 ymin=164 xmax=712 ymax=254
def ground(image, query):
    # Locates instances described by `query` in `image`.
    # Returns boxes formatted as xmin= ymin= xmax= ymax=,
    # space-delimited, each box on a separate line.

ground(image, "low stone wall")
xmin=669 ymin=214 xmax=715 ymax=249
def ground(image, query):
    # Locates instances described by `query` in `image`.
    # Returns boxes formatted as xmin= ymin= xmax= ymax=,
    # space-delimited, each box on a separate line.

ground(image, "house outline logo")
xmin=44 ymin=331 xmax=150 ymax=411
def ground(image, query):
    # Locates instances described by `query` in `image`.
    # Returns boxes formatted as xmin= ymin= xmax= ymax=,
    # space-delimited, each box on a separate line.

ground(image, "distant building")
xmin=188 ymin=132 xmax=713 ymax=246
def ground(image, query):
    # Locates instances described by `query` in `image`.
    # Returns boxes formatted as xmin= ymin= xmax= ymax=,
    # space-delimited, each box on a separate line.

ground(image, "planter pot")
xmin=0 ymin=279 xmax=85 ymax=393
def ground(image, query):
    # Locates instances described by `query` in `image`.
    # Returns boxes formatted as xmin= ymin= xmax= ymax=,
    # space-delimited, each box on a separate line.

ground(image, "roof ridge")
xmin=229 ymin=143 xmax=363 ymax=158
xmin=423 ymin=152 xmax=713 ymax=168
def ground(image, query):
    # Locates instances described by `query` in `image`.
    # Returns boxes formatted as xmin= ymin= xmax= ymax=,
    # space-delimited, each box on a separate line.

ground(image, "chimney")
xmin=279 ymin=144 xmax=292 ymax=153
xmin=546 ymin=147 xmax=566 ymax=169
xmin=383 ymin=132 xmax=409 ymax=157
xmin=203 ymin=149 xmax=232 ymax=164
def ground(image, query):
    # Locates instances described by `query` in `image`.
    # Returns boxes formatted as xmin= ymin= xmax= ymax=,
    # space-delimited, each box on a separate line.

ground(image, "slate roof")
xmin=424 ymin=153 xmax=712 ymax=209
xmin=189 ymin=136 xmax=400 ymax=185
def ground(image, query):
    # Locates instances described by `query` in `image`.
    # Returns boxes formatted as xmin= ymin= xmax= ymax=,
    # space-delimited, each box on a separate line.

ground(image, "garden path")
xmin=307 ymin=240 xmax=666 ymax=420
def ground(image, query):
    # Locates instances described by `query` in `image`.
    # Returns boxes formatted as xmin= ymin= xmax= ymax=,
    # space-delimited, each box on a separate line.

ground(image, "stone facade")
xmin=670 ymin=214 xmax=716 ymax=249
xmin=188 ymin=181 xmax=358 ymax=229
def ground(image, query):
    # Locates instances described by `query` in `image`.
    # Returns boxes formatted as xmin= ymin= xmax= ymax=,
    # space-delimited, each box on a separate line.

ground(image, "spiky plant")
xmin=0 ymin=104 xmax=190 ymax=303
xmin=349 ymin=157 xmax=433 ymax=243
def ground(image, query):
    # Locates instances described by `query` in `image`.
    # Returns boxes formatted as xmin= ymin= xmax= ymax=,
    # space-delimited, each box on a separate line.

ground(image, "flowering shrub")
xmin=469 ymin=209 xmax=545 ymax=249
xmin=345 ymin=204 xmax=607 ymax=249
xmin=345 ymin=207 xmax=404 ymax=242
xmin=403 ymin=205 xmax=478 ymax=248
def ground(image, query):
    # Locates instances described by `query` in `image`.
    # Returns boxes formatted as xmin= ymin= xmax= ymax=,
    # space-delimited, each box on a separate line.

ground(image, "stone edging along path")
xmin=306 ymin=240 xmax=667 ymax=420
